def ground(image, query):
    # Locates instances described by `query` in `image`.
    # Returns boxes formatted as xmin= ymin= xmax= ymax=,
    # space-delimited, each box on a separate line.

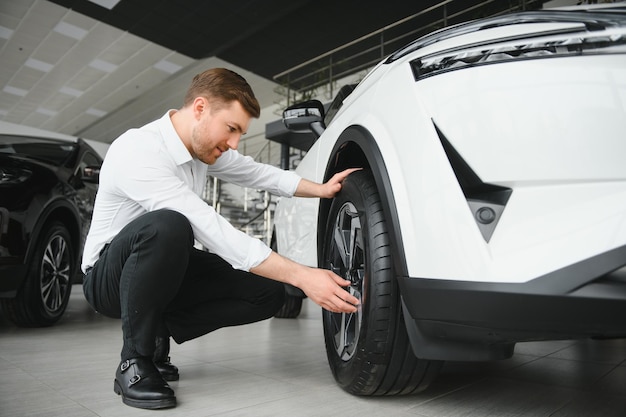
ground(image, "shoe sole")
xmin=113 ymin=380 xmax=177 ymax=410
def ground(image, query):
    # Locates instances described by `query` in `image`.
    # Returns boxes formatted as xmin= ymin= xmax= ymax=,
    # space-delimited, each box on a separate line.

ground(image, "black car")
xmin=0 ymin=125 xmax=102 ymax=327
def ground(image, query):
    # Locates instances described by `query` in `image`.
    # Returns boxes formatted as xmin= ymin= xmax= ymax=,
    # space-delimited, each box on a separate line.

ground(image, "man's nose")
xmin=227 ymin=135 xmax=240 ymax=150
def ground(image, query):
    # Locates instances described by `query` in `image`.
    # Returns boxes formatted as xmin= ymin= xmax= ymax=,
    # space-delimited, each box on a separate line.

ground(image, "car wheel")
xmin=322 ymin=170 xmax=441 ymax=395
xmin=2 ymin=222 xmax=74 ymax=326
xmin=273 ymin=292 xmax=303 ymax=318
xmin=271 ymin=233 xmax=304 ymax=318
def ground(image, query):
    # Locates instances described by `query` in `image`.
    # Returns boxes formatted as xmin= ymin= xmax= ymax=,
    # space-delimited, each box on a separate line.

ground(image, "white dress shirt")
xmin=81 ymin=110 xmax=301 ymax=273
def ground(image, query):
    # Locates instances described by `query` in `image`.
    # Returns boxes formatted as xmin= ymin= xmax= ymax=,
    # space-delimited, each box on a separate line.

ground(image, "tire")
xmin=273 ymin=291 xmax=303 ymax=318
xmin=321 ymin=170 xmax=442 ymax=395
xmin=271 ymin=233 xmax=304 ymax=318
xmin=1 ymin=222 xmax=74 ymax=327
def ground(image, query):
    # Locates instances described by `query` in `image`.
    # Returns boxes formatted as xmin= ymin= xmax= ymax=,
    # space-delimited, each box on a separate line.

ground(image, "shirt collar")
xmin=158 ymin=110 xmax=193 ymax=166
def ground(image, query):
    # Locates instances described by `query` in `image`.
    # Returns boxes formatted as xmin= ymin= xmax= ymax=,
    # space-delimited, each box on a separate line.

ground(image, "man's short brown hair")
xmin=183 ymin=68 xmax=261 ymax=118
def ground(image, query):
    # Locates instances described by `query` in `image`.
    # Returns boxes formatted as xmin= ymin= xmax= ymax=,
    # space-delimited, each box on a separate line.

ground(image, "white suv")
xmin=273 ymin=4 xmax=626 ymax=395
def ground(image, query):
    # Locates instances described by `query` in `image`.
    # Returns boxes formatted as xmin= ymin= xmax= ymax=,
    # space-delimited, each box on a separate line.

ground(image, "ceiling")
xmin=0 ymin=0 xmax=551 ymax=150
xmin=47 ymin=0 xmax=452 ymax=81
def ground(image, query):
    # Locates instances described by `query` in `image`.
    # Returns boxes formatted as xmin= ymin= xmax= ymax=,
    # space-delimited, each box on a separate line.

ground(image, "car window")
xmin=80 ymin=152 xmax=100 ymax=169
xmin=0 ymin=134 xmax=76 ymax=165
xmin=70 ymin=150 xmax=100 ymax=185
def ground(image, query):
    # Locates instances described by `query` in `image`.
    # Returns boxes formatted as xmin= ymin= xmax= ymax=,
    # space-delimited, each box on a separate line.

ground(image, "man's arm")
xmin=252 ymin=167 xmax=362 ymax=314
xmin=294 ymin=168 xmax=361 ymax=198
xmin=250 ymin=251 xmax=359 ymax=314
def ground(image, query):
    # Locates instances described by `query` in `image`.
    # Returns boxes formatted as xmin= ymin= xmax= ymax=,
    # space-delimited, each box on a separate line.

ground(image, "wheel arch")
xmin=5 ymin=201 xmax=79 ymax=326
xmin=25 ymin=199 xmax=81 ymax=271
xmin=318 ymin=125 xmax=408 ymax=278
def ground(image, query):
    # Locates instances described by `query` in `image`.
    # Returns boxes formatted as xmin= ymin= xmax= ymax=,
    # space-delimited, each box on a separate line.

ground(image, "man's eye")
xmin=228 ymin=126 xmax=236 ymax=133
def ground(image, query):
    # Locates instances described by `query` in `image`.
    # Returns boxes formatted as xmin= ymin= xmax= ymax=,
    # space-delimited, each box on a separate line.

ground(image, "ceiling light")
xmin=87 ymin=0 xmax=121 ymax=10
xmin=25 ymin=58 xmax=54 ymax=73
xmin=36 ymin=107 xmax=58 ymax=116
xmin=0 ymin=25 xmax=14 ymax=40
xmin=3 ymin=86 xmax=28 ymax=97
xmin=60 ymin=86 xmax=84 ymax=97
xmin=86 ymin=108 xmax=107 ymax=117
xmin=54 ymin=21 xmax=88 ymax=40
xmin=89 ymin=59 xmax=118 ymax=73
xmin=154 ymin=60 xmax=182 ymax=74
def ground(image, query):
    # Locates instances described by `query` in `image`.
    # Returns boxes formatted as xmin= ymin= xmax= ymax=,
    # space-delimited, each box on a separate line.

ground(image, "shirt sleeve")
xmin=106 ymin=134 xmax=272 ymax=271
xmin=207 ymin=149 xmax=302 ymax=197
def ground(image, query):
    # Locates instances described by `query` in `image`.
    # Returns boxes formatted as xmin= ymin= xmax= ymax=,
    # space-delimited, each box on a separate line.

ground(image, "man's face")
xmin=190 ymin=99 xmax=251 ymax=165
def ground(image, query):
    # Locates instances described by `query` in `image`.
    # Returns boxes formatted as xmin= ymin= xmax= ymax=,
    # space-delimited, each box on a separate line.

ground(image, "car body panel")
xmin=378 ymin=54 xmax=626 ymax=284
xmin=276 ymin=12 xmax=626 ymax=286
xmin=274 ymin=6 xmax=626 ymax=358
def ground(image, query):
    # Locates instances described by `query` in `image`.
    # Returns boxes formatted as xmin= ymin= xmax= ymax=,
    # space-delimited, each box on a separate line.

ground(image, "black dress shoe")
xmin=154 ymin=357 xmax=179 ymax=381
xmin=113 ymin=357 xmax=176 ymax=409
xmin=154 ymin=336 xmax=179 ymax=381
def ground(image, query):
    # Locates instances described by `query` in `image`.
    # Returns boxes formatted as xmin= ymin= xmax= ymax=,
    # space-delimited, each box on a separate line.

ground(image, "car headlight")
xmin=0 ymin=166 xmax=32 ymax=185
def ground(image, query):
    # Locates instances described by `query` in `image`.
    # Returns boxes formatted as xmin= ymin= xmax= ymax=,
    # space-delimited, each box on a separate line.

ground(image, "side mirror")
xmin=82 ymin=165 xmax=101 ymax=184
xmin=283 ymin=100 xmax=326 ymax=138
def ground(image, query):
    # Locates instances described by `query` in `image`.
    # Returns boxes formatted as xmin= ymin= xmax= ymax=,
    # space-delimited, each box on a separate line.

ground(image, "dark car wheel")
xmin=1 ymin=222 xmax=74 ymax=327
xmin=322 ymin=170 xmax=442 ymax=395
xmin=273 ymin=290 xmax=303 ymax=318
xmin=271 ymin=234 xmax=304 ymax=318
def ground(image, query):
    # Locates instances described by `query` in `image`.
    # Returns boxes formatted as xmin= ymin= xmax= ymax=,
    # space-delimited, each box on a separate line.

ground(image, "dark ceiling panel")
xmin=45 ymin=0 xmax=546 ymax=82
xmin=45 ymin=0 xmax=451 ymax=78
xmin=46 ymin=0 xmax=314 ymax=75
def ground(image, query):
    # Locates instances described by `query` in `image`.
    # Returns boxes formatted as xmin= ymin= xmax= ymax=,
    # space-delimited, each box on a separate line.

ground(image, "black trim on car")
xmin=398 ymin=244 xmax=626 ymax=361
xmin=434 ymin=121 xmax=512 ymax=205
xmin=26 ymin=197 xmax=81 ymax=267
xmin=319 ymin=125 xmax=409 ymax=279
xmin=434 ymin=121 xmax=511 ymax=242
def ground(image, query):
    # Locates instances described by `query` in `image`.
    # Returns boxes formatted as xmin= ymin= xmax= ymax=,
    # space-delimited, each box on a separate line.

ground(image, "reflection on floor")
xmin=1 ymin=285 xmax=625 ymax=416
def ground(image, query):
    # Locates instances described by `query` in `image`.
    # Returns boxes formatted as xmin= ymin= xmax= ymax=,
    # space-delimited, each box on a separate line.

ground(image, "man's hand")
xmin=294 ymin=167 xmax=361 ymax=199
xmin=250 ymin=252 xmax=359 ymax=314
xmin=296 ymin=267 xmax=359 ymax=313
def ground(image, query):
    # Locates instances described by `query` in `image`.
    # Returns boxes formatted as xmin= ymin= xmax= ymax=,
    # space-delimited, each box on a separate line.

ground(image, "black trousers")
xmin=82 ymin=209 xmax=285 ymax=360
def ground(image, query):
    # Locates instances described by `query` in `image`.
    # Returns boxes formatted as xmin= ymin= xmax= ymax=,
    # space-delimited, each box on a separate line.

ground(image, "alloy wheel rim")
xmin=40 ymin=234 xmax=71 ymax=314
xmin=328 ymin=202 xmax=365 ymax=361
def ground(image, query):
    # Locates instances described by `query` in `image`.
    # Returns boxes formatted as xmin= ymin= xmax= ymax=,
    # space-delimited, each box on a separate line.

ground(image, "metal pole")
xmin=280 ymin=143 xmax=290 ymax=170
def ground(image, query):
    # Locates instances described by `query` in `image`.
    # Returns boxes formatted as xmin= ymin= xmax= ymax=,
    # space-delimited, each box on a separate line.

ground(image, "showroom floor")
xmin=1 ymin=285 xmax=625 ymax=417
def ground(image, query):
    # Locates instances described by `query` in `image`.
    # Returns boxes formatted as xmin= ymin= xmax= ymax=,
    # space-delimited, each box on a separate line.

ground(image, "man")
xmin=81 ymin=68 xmax=360 ymax=410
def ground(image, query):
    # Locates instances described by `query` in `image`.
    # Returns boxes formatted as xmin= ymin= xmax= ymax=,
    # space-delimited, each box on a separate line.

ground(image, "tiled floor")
xmin=1 ymin=285 xmax=625 ymax=417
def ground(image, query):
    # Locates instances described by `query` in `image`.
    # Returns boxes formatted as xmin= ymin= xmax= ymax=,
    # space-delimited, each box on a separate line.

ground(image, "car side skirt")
xmin=399 ymin=244 xmax=626 ymax=361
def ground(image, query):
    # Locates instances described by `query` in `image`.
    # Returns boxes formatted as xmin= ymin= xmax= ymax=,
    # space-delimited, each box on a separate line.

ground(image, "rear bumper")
xmin=398 ymin=244 xmax=626 ymax=361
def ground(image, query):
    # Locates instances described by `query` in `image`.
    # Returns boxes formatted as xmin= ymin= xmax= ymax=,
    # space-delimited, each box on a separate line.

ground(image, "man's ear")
xmin=193 ymin=97 xmax=208 ymax=119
